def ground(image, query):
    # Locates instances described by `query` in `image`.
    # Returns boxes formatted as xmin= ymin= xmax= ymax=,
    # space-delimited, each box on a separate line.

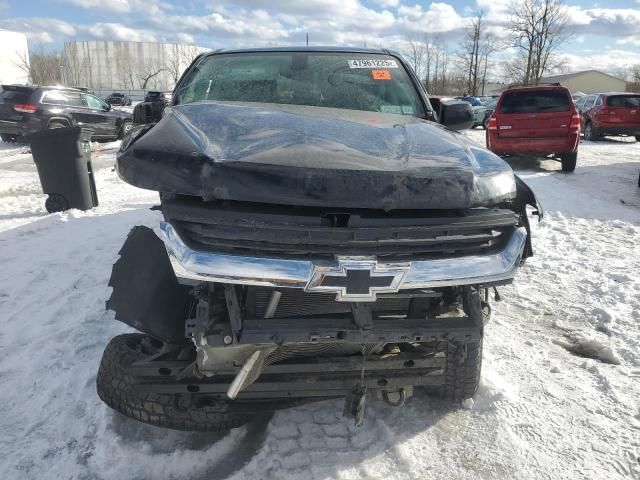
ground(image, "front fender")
xmin=514 ymin=175 xmax=543 ymax=260
xmin=515 ymin=175 xmax=543 ymax=220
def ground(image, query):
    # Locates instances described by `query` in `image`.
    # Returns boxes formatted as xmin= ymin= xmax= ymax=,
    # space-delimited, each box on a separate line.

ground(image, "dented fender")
xmin=514 ymin=175 xmax=543 ymax=260
xmin=106 ymin=226 xmax=192 ymax=344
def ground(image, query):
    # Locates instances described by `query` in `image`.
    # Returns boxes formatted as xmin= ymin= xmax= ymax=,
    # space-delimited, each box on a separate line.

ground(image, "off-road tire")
xmin=561 ymin=152 xmax=577 ymax=172
xmin=119 ymin=120 xmax=132 ymax=139
xmin=435 ymin=337 xmax=483 ymax=401
xmin=97 ymin=334 xmax=256 ymax=431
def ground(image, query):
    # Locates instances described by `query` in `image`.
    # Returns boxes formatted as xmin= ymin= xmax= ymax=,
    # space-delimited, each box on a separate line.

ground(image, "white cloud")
xmin=56 ymin=0 xmax=170 ymax=15
xmin=561 ymin=48 xmax=640 ymax=73
xmin=566 ymin=7 xmax=640 ymax=36
xmin=397 ymin=3 xmax=466 ymax=33
xmin=565 ymin=5 xmax=593 ymax=26
xmin=57 ymin=0 xmax=131 ymax=13
xmin=475 ymin=0 xmax=511 ymax=23
xmin=616 ymin=36 xmax=640 ymax=47
xmin=0 ymin=17 xmax=77 ymax=43
xmin=374 ymin=0 xmax=400 ymax=7
xmin=82 ymin=23 xmax=158 ymax=42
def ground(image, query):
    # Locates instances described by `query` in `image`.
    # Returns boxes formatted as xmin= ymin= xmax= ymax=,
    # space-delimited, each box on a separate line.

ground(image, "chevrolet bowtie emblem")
xmin=306 ymin=257 xmax=409 ymax=301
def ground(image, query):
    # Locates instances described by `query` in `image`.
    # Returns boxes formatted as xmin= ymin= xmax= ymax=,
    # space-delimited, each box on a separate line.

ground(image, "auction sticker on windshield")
xmin=372 ymin=69 xmax=392 ymax=80
xmin=348 ymin=59 xmax=398 ymax=68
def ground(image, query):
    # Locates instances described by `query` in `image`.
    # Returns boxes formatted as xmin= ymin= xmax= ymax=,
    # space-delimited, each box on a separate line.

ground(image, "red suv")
xmin=486 ymin=85 xmax=580 ymax=172
xmin=578 ymin=92 xmax=640 ymax=142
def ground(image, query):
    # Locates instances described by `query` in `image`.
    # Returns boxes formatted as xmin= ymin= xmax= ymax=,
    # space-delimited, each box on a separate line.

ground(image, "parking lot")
xmin=0 ymin=129 xmax=638 ymax=480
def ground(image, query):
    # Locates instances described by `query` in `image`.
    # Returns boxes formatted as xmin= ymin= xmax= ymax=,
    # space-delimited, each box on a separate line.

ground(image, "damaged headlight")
xmin=468 ymin=147 xmax=517 ymax=204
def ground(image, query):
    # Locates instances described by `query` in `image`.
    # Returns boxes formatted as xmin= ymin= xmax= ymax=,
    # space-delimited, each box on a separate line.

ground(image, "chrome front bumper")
xmin=160 ymin=222 xmax=527 ymax=299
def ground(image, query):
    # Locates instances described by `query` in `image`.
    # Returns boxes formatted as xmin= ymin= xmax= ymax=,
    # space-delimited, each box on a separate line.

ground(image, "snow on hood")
xmin=117 ymin=102 xmax=515 ymax=209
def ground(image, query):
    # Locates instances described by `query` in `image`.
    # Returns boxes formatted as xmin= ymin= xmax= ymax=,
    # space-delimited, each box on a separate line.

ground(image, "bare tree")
xmin=423 ymin=34 xmax=433 ymax=91
xmin=434 ymin=36 xmax=449 ymax=94
xmin=137 ymin=60 xmax=166 ymax=90
xmin=405 ymin=34 xmax=426 ymax=79
xmin=627 ymin=65 xmax=640 ymax=92
xmin=457 ymin=13 xmax=503 ymax=96
xmin=16 ymin=44 xmax=63 ymax=85
xmin=115 ymin=49 xmax=136 ymax=89
xmin=508 ymin=0 xmax=572 ymax=85
xmin=479 ymin=33 xmax=500 ymax=95
xmin=457 ymin=12 xmax=483 ymax=95
xmin=165 ymin=44 xmax=201 ymax=84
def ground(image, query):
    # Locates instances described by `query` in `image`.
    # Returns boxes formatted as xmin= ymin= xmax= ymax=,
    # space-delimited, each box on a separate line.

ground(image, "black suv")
xmin=144 ymin=91 xmax=167 ymax=104
xmin=0 ymin=85 xmax=133 ymax=143
xmin=105 ymin=92 xmax=132 ymax=106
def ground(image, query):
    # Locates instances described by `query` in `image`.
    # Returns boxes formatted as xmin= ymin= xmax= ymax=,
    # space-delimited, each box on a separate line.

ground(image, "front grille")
xmin=162 ymin=196 xmax=518 ymax=260
xmin=251 ymin=287 xmax=411 ymax=318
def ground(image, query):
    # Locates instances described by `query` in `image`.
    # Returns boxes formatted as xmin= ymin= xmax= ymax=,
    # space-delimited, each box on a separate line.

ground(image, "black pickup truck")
xmin=99 ymin=47 xmax=541 ymax=431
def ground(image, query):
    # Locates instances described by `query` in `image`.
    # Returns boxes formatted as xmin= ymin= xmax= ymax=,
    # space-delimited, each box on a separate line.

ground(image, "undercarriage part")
xmin=201 ymin=340 xmax=384 ymax=398
xmin=493 ymin=286 xmax=502 ymax=301
xmin=381 ymin=388 xmax=408 ymax=407
xmin=205 ymin=316 xmax=481 ymax=347
xmin=343 ymin=384 xmax=367 ymax=427
xmin=128 ymin=347 xmax=446 ymax=399
xmin=123 ymin=336 xmax=482 ymax=406
xmin=128 ymin=286 xmax=485 ymax=402
xmin=263 ymin=290 xmax=281 ymax=319
xmin=227 ymin=349 xmax=273 ymax=400
xmin=106 ymin=226 xmax=193 ymax=344
xmin=223 ymin=284 xmax=242 ymax=342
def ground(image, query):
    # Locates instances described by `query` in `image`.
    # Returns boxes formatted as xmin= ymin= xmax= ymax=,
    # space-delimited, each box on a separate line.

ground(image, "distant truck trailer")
xmin=0 ymin=30 xmax=29 ymax=85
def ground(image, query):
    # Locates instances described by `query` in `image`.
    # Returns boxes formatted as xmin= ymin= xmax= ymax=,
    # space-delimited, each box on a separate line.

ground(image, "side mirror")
xmin=103 ymin=104 xmax=111 ymax=112
xmin=439 ymin=100 xmax=475 ymax=131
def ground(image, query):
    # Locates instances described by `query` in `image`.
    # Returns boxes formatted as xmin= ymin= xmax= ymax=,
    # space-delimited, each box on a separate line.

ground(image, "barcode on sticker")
xmin=348 ymin=59 xmax=399 ymax=69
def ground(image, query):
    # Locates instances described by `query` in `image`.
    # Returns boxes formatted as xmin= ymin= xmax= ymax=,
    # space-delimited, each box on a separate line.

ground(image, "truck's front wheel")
xmin=435 ymin=338 xmax=483 ymax=401
xmin=97 ymin=334 xmax=256 ymax=431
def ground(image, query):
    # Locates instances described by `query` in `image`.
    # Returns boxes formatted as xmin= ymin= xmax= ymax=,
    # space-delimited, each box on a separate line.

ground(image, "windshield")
xmin=175 ymin=52 xmax=425 ymax=117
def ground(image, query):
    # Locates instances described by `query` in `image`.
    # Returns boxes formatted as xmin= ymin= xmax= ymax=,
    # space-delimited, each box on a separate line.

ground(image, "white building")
xmin=540 ymin=70 xmax=628 ymax=94
xmin=62 ymin=40 xmax=207 ymax=91
xmin=0 ymin=30 xmax=29 ymax=85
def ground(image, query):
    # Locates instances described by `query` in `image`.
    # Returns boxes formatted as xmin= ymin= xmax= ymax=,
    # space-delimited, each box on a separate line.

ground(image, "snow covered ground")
xmin=0 ymin=131 xmax=639 ymax=480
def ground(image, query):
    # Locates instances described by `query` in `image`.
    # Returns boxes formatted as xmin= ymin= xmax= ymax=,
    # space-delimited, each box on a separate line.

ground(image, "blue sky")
xmin=1 ymin=0 xmax=640 ymax=76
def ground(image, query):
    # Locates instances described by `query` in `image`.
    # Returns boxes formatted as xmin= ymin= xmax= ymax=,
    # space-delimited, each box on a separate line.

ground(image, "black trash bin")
xmin=27 ymin=127 xmax=99 ymax=213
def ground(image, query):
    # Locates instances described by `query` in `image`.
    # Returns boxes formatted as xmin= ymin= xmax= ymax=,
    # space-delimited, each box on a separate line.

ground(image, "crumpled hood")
xmin=117 ymin=102 xmax=515 ymax=210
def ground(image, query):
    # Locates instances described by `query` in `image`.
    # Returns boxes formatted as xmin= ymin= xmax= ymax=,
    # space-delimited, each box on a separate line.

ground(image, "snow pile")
xmin=553 ymin=334 xmax=621 ymax=365
xmin=0 ymin=131 xmax=639 ymax=479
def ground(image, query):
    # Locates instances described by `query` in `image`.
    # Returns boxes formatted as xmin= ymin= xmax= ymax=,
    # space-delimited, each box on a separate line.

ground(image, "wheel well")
xmin=47 ymin=118 xmax=71 ymax=128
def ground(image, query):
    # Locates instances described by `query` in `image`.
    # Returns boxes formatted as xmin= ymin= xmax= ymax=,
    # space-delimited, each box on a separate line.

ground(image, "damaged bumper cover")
xmin=160 ymin=221 xmax=528 ymax=297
